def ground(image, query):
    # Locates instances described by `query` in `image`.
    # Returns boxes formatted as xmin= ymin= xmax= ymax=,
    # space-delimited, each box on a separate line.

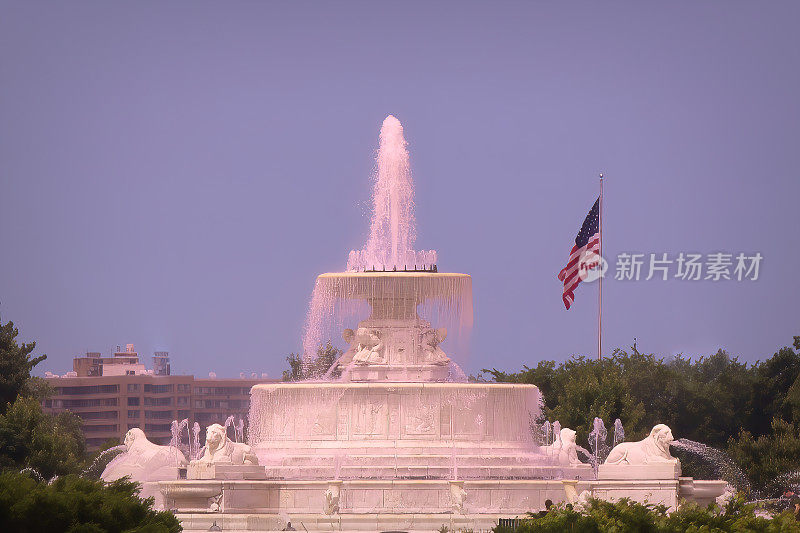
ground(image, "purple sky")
xmin=1 ymin=2 xmax=798 ymax=378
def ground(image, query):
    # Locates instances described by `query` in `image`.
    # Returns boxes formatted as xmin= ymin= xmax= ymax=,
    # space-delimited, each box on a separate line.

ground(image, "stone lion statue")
xmin=604 ymin=424 xmax=677 ymax=465
xmin=195 ymin=423 xmax=259 ymax=465
xmin=101 ymin=427 xmax=187 ymax=483
xmin=542 ymin=427 xmax=583 ymax=466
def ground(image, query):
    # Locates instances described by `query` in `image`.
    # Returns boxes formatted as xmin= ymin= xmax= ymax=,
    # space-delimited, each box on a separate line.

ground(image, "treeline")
xmin=482 ymin=336 xmax=800 ymax=496
xmin=0 ymin=317 xmax=181 ymax=532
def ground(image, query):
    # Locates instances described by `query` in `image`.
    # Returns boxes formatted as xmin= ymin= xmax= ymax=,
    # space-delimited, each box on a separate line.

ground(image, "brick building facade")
xmin=42 ymin=345 xmax=277 ymax=449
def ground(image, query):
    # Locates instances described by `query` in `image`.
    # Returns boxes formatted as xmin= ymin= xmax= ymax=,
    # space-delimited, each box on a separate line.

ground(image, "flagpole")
xmin=598 ymin=173 xmax=604 ymax=361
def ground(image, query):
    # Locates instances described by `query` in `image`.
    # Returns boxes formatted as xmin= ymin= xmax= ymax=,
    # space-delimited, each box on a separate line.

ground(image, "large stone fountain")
xmin=154 ymin=116 xmax=725 ymax=531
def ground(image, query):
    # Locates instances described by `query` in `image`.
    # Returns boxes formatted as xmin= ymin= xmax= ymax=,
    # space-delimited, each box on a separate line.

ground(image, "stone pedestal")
xmin=598 ymin=462 xmax=681 ymax=480
xmin=188 ymin=463 xmax=267 ymax=480
xmin=591 ymin=479 xmax=681 ymax=509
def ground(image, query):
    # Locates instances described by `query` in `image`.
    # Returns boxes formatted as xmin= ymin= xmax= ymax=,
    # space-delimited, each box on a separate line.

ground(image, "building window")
xmin=196 ymin=412 xmax=243 ymax=422
xmin=177 ymin=384 xmax=191 ymax=393
xmin=177 ymin=396 xmax=189 ymax=406
xmin=144 ymin=423 xmax=172 ymax=432
xmin=127 ymin=384 xmax=139 ymax=392
xmin=177 ymin=410 xmax=191 ymax=418
xmin=83 ymin=424 xmax=118 ymax=432
xmin=198 ymin=399 xmax=245 ymax=410
xmin=127 ymin=397 xmax=140 ymax=406
xmin=194 ymin=386 xmax=249 ymax=396
xmin=128 ymin=410 xmax=139 ymax=419
xmin=59 ymin=385 xmax=119 ymax=395
xmin=143 ymin=384 xmax=173 ymax=394
xmin=61 ymin=398 xmax=118 ymax=408
xmin=87 ymin=437 xmax=113 ymax=448
xmin=143 ymin=397 xmax=172 ymax=406
xmin=78 ymin=411 xmax=118 ymax=420
xmin=144 ymin=410 xmax=173 ymax=419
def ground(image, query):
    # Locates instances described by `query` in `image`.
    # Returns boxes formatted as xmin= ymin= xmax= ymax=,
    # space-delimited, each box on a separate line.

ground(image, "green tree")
xmin=727 ymin=418 xmax=800 ymax=496
xmin=0 ymin=471 xmax=181 ymax=533
xmin=0 ymin=395 xmax=85 ymax=479
xmin=676 ymin=350 xmax=754 ymax=447
xmin=483 ymin=337 xmax=800 ymax=492
xmin=282 ymin=353 xmax=303 ymax=381
xmin=0 ymin=318 xmax=46 ymax=414
xmin=748 ymin=343 xmax=800 ymax=436
xmin=283 ymin=341 xmax=342 ymax=381
xmin=546 ymin=356 xmax=647 ymax=444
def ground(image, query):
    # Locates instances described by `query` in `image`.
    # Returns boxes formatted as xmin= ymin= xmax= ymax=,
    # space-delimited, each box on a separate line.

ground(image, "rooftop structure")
xmin=43 ymin=345 xmax=276 ymax=449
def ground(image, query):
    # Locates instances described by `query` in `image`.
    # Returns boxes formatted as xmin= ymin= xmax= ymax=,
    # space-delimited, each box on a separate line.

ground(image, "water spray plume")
xmin=347 ymin=115 xmax=436 ymax=272
xmin=300 ymin=115 xmax=469 ymax=376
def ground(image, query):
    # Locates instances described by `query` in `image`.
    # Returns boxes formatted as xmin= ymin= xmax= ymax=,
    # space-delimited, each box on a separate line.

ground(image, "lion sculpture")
xmin=101 ymin=427 xmax=187 ymax=483
xmin=195 ymin=423 xmax=259 ymax=465
xmin=542 ymin=427 xmax=583 ymax=466
xmin=604 ymin=424 xmax=678 ymax=466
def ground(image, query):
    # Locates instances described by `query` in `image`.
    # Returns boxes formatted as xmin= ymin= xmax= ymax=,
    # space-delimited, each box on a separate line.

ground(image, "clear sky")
xmin=1 ymin=1 xmax=798 ymax=378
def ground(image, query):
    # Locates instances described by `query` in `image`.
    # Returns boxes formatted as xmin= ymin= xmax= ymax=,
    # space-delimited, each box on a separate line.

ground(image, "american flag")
xmin=558 ymin=197 xmax=600 ymax=309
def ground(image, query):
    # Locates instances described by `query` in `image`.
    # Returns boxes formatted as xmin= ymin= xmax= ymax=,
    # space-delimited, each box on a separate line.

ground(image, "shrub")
xmin=494 ymin=497 xmax=800 ymax=533
xmin=0 ymin=471 xmax=181 ymax=533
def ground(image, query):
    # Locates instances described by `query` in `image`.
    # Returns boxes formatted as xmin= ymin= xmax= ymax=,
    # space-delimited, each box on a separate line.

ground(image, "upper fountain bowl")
xmin=316 ymin=271 xmax=471 ymax=321
xmin=312 ymin=271 xmax=473 ymax=382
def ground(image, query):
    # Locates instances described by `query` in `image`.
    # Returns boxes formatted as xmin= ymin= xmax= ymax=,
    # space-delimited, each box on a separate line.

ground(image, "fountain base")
xmin=188 ymin=463 xmax=268 ymax=481
xmin=161 ymin=475 xmax=727 ymax=531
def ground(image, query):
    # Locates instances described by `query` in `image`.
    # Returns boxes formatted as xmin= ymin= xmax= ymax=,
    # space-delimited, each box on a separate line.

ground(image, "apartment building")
xmin=42 ymin=345 xmax=277 ymax=449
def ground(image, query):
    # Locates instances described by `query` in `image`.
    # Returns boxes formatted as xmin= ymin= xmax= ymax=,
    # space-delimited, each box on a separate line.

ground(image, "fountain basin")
xmin=316 ymin=272 xmax=472 ymax=319
xmin=247 ymin=382 xmax=564 ymax=480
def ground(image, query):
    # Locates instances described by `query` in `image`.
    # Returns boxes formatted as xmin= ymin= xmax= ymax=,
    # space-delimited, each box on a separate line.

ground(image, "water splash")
xmin=347 ymin=115 xmax=435 ymax=272
xmin=19 ymin=467 xmax=46 ymax=482
xmin=762 ymin=470 xmax=800 ymax=498
xmin=235 ymin=418 xmax=245 ymax=443
xmin=612 ymin=418 xmax=625 ymax=448
xmin=170 ymin=419 xmax=189 ymax=466
xmin=192 ymin=422 xmax=201 ymax=460
xmin=541 ymin=421 xmax=552 ymax=447
xmin=223 ymin=415 xmax=236 ymax=442
xmin=83 ymin=444 xmax=126 ymax=477
xmin=588 ymin=417 xmax=609 ymax=475
xmin=671 ymin=438 xmax=751 ymax=493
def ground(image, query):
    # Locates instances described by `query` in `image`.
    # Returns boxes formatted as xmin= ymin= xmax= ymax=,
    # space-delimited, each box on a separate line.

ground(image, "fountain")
xmin=154 ymin=116 xmax=726 ymax=531
xmin=246 ymin=116 xmax=549 ymax=487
